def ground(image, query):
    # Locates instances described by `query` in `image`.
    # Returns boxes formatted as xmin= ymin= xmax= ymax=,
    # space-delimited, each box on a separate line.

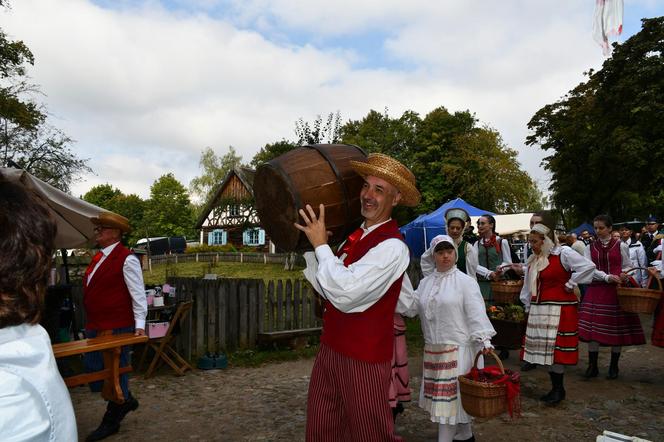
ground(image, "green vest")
xmin=478 ymin=239 xmax=502 ymax=303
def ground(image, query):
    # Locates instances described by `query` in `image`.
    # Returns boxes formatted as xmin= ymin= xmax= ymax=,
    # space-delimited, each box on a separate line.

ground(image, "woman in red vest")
xmin=578 ymin=214 xmax=646 ymax=380
xmin=519 ymin=221 xmax=595 ymax=405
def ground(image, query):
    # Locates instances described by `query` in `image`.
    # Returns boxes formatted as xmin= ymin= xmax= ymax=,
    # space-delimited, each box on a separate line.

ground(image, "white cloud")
xmin=2 ymin=0 xmax=657 ymax=202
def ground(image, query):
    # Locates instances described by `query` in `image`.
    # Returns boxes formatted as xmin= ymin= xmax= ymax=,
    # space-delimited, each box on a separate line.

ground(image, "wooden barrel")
xmin=254 ymin=144 xmax=367 ymax=252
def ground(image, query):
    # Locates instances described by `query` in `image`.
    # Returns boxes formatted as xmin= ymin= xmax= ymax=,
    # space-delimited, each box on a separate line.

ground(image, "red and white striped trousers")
xmin=306 ymin=343 xmax=403 ymax=442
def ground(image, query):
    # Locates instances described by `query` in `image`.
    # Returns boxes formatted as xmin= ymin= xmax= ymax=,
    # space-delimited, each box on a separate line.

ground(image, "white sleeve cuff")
xmin=135 ymin=319 xmax=145 ymax=330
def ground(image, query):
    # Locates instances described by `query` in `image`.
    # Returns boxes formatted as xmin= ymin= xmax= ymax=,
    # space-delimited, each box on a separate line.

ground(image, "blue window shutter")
xmin=258 ymin=229 xmax=265 ymax=245
xmin=242 ymin=230 xmax=249 ymax=245
xmin=207 ymin=231 xmax=214 ymax=245
xmin=222 ymin=230 xmax=227 ymax=245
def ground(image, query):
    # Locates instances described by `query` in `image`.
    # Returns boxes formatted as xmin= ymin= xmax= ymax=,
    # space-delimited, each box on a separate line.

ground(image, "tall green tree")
xmin=189 ymin=146 xmax=243 ymax=204
xmin=294 ymin=111 xmax=342 ymax=145
xmin=250 ymin=139 xmax=296 ymax=167
xmin=145 ymin=173 xmax=195 ymax=238
xmin=527 ymin=17 xmax=664 ymax=225
xmin=341 ymin=107 xmax=542 ymax=216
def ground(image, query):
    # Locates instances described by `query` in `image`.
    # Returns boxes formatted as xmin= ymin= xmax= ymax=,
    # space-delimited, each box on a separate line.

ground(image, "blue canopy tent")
xmin=571 ymin=222 xmax=595 ymax=237
xmin=400 ymin=198 xmax=494 ymax=257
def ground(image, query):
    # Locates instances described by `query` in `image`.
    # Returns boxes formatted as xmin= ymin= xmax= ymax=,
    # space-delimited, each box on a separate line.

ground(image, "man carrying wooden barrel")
xmin=295 ymin=153 xmax=420 ymax=442
xmin=83 ymin=212 xmax=147 ymax=441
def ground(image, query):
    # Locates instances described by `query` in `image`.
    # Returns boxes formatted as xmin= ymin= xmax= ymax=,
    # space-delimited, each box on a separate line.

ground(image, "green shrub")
xmin=185 ymin=244 xmax=237 ymax=254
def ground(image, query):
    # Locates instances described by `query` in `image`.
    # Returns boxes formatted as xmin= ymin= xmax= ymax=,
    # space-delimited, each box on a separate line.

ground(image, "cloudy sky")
xmin=3 ymin=0 xmax=662 ymax=201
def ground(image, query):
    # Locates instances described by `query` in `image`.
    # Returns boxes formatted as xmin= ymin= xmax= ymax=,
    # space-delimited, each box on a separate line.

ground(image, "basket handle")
xmin=473 ymin=349 xmax=505 ymax=374
xmin=624 ymin=268 xmax=663 ymax=291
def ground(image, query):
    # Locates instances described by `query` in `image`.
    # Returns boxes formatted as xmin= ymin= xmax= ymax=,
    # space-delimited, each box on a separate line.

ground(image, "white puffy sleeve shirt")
xmin=412 ymin=267 xmax=495 ymax=347
xmin=421 ymin=241 xmax=478 ymax=281
xmin=301 ymin=220 xmax=413 ymax=313
xmin=519 ymin=247 xmax=596 ymax=311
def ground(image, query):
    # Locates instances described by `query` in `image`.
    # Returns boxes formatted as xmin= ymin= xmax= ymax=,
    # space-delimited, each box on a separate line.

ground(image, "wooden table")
xmin=52 ymin=333 xmax=148 ymax=403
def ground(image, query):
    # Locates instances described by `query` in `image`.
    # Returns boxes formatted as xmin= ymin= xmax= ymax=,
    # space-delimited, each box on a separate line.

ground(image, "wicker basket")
xmin=458 ymin=350 xmax=507 ymax=418
xmin=617 ymin=272 xmax=662 ymax=314
xmin=490 ymin=280 xmax=523 ymax=304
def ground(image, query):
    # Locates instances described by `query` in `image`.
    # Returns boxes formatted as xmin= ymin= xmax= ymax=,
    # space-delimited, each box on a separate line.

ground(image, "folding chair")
xmin=139 ymin=301 xmax=193 ymax=378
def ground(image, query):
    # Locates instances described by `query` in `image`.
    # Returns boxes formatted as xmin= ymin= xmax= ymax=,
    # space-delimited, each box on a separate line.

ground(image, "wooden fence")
xmin=148 ymin=252 xmax=300 ymax=266
xmin=69 ymin=277 xmax=322 ymax=361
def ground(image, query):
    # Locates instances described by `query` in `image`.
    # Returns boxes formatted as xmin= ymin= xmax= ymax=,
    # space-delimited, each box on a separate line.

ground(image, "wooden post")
xmin=257 ymin=280 xmax=265 ymax=334
xmin=196 ymin=253 xmax=199 ymax=263
xmin=218 ymin=279 xmax=228 ymax=351
xmin=267 ymin=281 xmax=275 ymax=332
xmin=239 ymin=281 xmax=249 ymax=348
xmin=207 ymin=280 xmax=217 ymax=353
xmin=276 ymin=280 xmax=284 ymax=331
xmin=285 ymin=280 xmax=293 ymax=330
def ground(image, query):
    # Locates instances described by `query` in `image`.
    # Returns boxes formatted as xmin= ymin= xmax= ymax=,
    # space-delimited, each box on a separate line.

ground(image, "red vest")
xmin=320 ymin=220 xmax=405 ymax=363
xmin=534 ymin=255 xmax=577 ymax=305
xmin=83 ymin=243 xmax=135 ymax=330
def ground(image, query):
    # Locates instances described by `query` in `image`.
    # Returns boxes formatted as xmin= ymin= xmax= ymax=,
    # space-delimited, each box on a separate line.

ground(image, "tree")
xmin=294 ymin=111 xmax=342 ymax=145
xmin=341 ymin=107 xmax=542 ymax=217
xmin=189 ymin=146 xmax=243 ymax=204
xmin=145 ymin=173 xmax=195 ymax=238
xmin=250 ymin=139 xmax=296 ymax=167
xmin=1 ymin=8 xmax=90 ymax=190
xmin=82 ymin=184 xmax=122 ymax=208
xmin=527 ymin=17 xmax=664 ymax=225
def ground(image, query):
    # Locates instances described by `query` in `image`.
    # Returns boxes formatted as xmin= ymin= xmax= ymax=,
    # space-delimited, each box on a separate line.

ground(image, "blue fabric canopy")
xmin=571 ymin=222 xmax=595 ymax=237
xmin=400 ymin=198 xmax=494 ymax=258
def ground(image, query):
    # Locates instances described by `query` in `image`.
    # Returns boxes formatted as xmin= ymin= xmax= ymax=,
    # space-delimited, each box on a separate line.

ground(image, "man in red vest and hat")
xmin=83 ymin=212 xmax=147 ymax=441
xmin=295 ymin=153 xmax=420 ymax=442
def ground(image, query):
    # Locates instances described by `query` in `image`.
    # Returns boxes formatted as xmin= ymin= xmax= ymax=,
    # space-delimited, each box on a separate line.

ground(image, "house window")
xmin=229 ymin=204 xmax=241 ymax=217
xmin=243 ymin=228 xmax=265 ymax=246
xmin=208 ymin=229 xmax=227 ymax=245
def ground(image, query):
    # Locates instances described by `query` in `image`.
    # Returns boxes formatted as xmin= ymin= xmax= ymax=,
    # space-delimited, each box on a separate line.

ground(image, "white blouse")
xmin=404 ymin=266 xmax=495 ymax=347
xmin=519 ymin=247 xmax=596 ymax=311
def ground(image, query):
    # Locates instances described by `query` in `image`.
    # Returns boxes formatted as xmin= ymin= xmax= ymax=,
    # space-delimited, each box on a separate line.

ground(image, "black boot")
xmin=606 ymin=352 xmax=620 ymax=380
xmin=584 ymin=351 xmax=599 ymax=378
xmin=540 ymin=372 xmax=565 ymax=405
xmin=85 ymin=402 xmax=121 ymax=441
xmin=498 ymin=348 xmax=509 ymax=360
xmin=521 ymin=361 xmax=537 ymax=371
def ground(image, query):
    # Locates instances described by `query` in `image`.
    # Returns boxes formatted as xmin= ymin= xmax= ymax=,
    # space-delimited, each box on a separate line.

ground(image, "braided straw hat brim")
xmin=349 ymin=153 xmax=421 ymax=207
xmin=91 ymin=211 xmax=131 ymax=233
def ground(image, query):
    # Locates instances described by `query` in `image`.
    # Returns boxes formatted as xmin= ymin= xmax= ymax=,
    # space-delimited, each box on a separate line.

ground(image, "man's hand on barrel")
xmin=294 ymin=204 xmax=332 ymax=248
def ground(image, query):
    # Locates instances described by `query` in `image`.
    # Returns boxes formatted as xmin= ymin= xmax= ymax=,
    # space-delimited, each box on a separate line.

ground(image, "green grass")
xmin=143 ymin=261 xmax=306 ymax=285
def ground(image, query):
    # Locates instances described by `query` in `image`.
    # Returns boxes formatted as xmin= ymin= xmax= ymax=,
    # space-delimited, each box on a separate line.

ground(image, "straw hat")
xmin=91 ymin=212 xmax=131 ymax=233
xmin=445 ymin=207 xmax=470 ymax=225
xmin=349 ymin=153 xmax=421 ymax=207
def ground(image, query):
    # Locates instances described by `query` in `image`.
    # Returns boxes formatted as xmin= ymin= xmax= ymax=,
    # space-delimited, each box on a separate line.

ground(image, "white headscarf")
xmin=420 ymin=234 xmax=458 ymax=276
xmin=526 ymin=223 xmax=555 ymax=301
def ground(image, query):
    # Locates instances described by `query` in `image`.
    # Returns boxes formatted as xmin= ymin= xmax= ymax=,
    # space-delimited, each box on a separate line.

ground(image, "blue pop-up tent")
xmin=571 ymin=222 xmax=595 ymax=237
xmin=400 ymin=198 xmax=494 ymax=257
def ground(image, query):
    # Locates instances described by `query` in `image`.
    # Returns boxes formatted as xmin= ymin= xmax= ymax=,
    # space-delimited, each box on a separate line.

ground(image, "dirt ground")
xmin=70 ymin=318 xmax=664 ymax=442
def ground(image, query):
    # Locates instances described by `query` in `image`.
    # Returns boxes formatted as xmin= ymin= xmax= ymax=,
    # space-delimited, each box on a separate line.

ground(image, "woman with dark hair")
xmin=404 ymin=235 xmax=495 ymax=442
xmin=578 ymin=214 xmax=646 ymax=379
xmin=474 ymin=214 xmax=513 ymax=303
xmin=0 ymin=176 xmax=77 ymax=440
xmin=519 ymin=222 xmax=595 ymax=404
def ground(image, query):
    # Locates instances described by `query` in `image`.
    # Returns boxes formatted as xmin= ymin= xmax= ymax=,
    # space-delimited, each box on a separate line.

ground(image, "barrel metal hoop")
xmin=307 ymin=144 xmax=354 ymax=226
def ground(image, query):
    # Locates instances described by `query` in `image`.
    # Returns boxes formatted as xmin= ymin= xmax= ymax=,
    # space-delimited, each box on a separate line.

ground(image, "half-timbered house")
xmin=195 ymin=167 xmax=270 ymax=251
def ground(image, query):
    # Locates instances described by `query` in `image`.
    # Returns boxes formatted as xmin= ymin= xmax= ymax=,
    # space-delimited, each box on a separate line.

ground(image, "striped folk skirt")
xmin=420 ymin=343 xmax=481 ymax=425
xmin=578 ymin=283 xmax=645 ymax=346
xmin=523 ymin=304 xmax=579 ymax=366
xmin=389 ymin=314 xmax=411 ymax=408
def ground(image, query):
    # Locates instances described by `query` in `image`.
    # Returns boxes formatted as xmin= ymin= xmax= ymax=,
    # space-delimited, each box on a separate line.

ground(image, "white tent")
xmin=470 ymin=213 xmax=534 ymax=237
xmin=1 ymin=167 xmax=111 ymax=249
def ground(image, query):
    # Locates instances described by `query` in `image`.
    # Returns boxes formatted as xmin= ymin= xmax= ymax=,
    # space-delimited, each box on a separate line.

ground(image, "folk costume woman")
xmin=474 ymin=214 xmax=513 ymax=303
xmin=578 ymin=215 xmax=646 ymax=380
xmin=404 ymin=235 xmax=495 ymax=442
xmin=421 ymin=208 xmax=478 ymax=280
xmin=647 ymin=259 xmax=664 ymax=348
xmin=618 ymin=223 xmax=648 ymax=287
xmin=519 ymin=224 xmax=595 ymax=405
